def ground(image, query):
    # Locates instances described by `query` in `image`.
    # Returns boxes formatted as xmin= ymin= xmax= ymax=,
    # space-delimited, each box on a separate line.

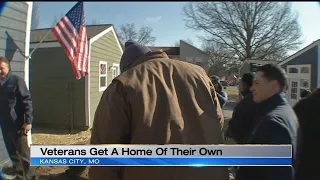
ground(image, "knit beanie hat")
xmin=125 ymin=40 xmax=135 ymax=48
xmin=120 ymin=40 xmax=151 ymax=73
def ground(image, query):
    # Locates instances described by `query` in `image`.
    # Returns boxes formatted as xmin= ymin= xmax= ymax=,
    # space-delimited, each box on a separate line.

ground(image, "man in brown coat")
xmin=89 ymin=41 xmax=229 ymax=180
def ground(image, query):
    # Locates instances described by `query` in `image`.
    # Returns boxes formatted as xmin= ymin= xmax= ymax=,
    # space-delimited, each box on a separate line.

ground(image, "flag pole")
xmin=27 ymin=29 xmax=52 ymax=59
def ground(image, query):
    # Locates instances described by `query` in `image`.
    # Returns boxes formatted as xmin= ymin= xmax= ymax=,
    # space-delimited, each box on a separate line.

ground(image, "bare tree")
xmin=31 ymin=2 xmax=40 ymax=30
xmin=173 ymin=38 xmax=194 ymax=47
xmin=117 ymin=23 xmax=156 ymax=45
xmin=203 ymin=41 xmax=240 ymax=77
xmin=183 ymin=2 xmax=302 ymax=62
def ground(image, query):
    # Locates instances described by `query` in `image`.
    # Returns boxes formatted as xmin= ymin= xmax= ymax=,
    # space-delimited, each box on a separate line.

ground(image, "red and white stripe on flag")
xmin=100 ymin=64 xmax=106 ymax=75
xmin=52 ymin=2 xmax=89 ymax=80
xmin=227 ymin=75 xmax=234 ymax=84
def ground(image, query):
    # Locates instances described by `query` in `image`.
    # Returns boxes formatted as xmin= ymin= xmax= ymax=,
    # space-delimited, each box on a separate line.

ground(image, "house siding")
xmin=281 ymin=46 xmax=318 ymax=90
xmin=0 ymin=2 xmax=29 ymax=165
xmin=239 ymin=61 xmax=250 ymax=77
xmin=0 ymin=2 xmax=27 ymax=77
xmin=29 ymin=47 xmax=86 ymax=129
xmin=89 ymin=31 xmax=122 ymax=127
xmin=179 ymin=41 xmax=209 ymax=72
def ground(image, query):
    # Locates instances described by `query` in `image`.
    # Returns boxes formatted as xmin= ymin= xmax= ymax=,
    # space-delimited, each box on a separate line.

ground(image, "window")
xmin=250 ymin=63 xmax=262 ymax=72
xmin=289 ymin=68 xmax=298 ymax=73
xmin=301 ymin=67 xmax=310 ymax=73
xmin=300 ymin=79 xmax=309 ymax=89
xmin=99 ymin=61 xmax=107 ymax=92
xmin=290 ymin=81 xmax=298 ymax=100
xmin=111 ymin=63 xmax=120 ymax=79
xmin=186 ymin=56 xmax=193 ymax=62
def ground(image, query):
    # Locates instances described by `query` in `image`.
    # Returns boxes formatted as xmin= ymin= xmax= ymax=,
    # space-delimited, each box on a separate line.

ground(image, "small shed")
xmin=278 ymin=39 xmax=320 ymax=106
xmin=239 ymin=59 xmax=279 ymax=77
xmin=149 ymin=40 xmax=210 ymax=72
xmin=29 ymin=24 xmax=123 ymax=130
xmin=0 ymin=1 xmax=33 ymax=166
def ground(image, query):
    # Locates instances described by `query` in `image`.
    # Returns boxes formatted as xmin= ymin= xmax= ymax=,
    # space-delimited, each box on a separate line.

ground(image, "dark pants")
xmin=0 ymin=120 xmax=35 ymax=179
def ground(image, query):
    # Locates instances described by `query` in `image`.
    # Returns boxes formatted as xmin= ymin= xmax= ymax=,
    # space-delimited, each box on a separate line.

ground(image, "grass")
xmin=224 ymin=86 xmax=239 ymax=102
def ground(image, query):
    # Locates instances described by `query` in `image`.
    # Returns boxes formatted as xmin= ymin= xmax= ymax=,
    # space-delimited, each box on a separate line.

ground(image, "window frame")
xmin=99 ymin=61 xmax=108 ymax=92
xmin=111 ymin=63 xmax=120 ymax=79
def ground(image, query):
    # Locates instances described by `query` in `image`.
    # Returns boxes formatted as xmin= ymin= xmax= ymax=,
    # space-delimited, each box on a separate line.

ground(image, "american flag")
xmin=52 ymin=2 xmax=89 ymax=80
xmin=226 ymin=74 xmax=235 ymax=85
xmin=100 ymin=64 xmax=106 ymax=75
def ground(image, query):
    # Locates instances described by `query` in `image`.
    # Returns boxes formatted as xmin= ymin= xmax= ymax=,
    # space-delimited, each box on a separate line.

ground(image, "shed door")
xmin=288 ymin=79 xmax=299 ymax=106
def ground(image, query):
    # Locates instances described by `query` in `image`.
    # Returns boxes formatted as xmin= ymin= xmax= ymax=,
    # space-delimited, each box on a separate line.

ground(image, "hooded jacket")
xmin=89 ymin=51 xmax=229 ymax=180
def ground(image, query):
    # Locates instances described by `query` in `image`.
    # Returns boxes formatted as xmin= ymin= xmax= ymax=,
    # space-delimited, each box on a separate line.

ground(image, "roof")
xmin=148 ymin=46 xmax=180 ymax=56
xmin=180 ymin=40 xmax=207 ymax=55
xmin=30 ymin=24 xmax=113 ymax=43
xmin=246 ymin=60 xmax=279 ymax=64
xmin=240 ymin=59 xmax=279 ymax=71
xmin=278 ymin=39 xmax=320 ymax=65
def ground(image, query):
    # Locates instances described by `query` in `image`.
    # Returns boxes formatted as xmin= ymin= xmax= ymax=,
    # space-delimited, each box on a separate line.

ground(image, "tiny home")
xmin=0 ymin=1 xmax=33 ymax=166
xmin=30 ymin=24 xmax=123 ymax=130
xmin=149 ymin=40 xmax=210 ymax=72
xmin=278 ymin=40 xmax=320 ymax=106
xmin=239 ymin=59 xmax=279 ymax=77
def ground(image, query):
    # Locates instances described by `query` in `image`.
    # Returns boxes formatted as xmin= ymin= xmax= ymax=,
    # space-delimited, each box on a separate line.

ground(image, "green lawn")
xmin=224 ymin=86 xmax=239 ymax=102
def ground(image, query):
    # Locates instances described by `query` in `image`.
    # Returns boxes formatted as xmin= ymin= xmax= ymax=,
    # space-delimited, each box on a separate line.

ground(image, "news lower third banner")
xmin=30 ymin=145 xmax=292 ymax=166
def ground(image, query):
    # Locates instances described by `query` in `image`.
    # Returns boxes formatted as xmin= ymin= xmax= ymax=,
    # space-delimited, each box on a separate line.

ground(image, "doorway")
xmin=286 ymin=64 xmax=311 ymax=106
xmin=288 ymin=79 xmax=299 ymax=106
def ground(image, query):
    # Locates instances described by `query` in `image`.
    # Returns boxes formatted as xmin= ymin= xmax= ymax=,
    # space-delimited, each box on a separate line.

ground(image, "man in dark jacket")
xmin=239 ymin=72 xmax=254 ymax=98
xmin=236 ymin=64 xmax=300 ymax=180
xmin=225 ymin=72 xmax=256 ymax=143
xmin=0 ymin=57 xmax=35 ymax=180
xmin=293 ymin=88 xmax=320 ymax=180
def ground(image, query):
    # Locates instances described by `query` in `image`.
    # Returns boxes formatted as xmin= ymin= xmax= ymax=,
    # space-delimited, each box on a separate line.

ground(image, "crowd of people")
xmin=0 ymin=40 xmax=318 ymax=180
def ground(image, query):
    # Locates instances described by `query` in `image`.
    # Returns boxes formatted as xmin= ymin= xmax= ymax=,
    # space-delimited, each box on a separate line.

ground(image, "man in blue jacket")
xmin=235 ymin=64 xmax=300 ymax=180
xmin=0 ymin=57 xmax=35 ymax=180
xmin=211 ymin=75 xmax=228 ymax=107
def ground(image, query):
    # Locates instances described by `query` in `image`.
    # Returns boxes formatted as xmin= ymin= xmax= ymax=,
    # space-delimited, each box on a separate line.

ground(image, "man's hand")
xmin=22 ymin=123 xmax=32 ymax=135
